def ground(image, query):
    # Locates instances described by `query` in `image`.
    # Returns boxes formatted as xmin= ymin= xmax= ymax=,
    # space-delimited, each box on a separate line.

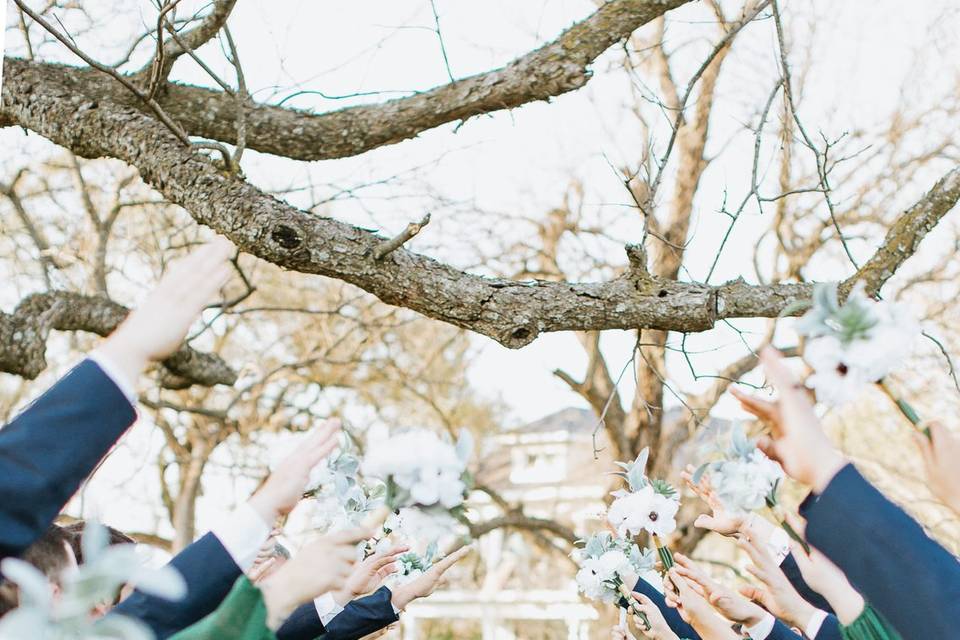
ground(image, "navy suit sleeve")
xmin=803 ymin=463 xmax=960 ymax=639
xmin=631 ymin=577 xmax=699 ymax=640
xmin=0 ymin=360 xmax=136 ymax=560
xmin=112 ymin=533 xmax=242 ymax=639
xmin=276 ymin=587 xmax=399 ymax=640
xmin=813 ymin=614 xmax=842 ymax=640
xmin=767 ymin=619 xmax=803 ymax=640
xmin=779 ymin=553 xmax=834 ymax=614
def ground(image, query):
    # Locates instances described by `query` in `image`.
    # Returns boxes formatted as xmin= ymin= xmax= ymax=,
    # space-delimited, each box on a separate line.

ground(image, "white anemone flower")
xmin=803 ymin=335 xmax=870 ymax=406
xmin=640 ymin=492 xmax=679 ymax=538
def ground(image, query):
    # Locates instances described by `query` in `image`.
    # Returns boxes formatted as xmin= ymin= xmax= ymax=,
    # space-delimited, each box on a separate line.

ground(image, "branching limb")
xmin=0 ymin=291 xmax=236 ymax=387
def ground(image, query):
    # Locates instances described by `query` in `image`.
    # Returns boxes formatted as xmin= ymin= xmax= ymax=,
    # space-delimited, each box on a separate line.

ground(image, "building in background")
xmin=402 ymin=407 xmax=616 ymax=640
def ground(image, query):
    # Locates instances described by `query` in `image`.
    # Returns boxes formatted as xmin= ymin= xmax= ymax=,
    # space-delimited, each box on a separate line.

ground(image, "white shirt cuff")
xmin=767 ymin=526 xmax=791 ymax=565
xmin=315 ymin=592 xmax=345 ymax=626
xmin=211 ymin=502 xmax=272 ymax=571
xmin=88 ymin=351 xmax=137 ymax=406
xmin=744 ymin=612 xmax=775 ymax=640
xmin=804 ymin=609 xmax=829 ymax=639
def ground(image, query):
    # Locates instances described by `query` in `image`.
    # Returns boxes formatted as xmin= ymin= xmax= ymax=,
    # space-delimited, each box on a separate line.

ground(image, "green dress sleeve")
xmin=840 ymin=605 xmax=903 ymax=640
xmin=168 ymin=576 xmax=277 ymax=640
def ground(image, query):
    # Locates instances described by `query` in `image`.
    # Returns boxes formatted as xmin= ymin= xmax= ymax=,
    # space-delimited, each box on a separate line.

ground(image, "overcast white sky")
xmin=3 ymin=0 xmax=960 ymax=540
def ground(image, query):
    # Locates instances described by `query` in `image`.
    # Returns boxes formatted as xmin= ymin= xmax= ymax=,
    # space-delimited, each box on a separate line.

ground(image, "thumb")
xmin=694 ymin=514 xmax=721 ymax=532
xmin=739 ymin=584 xmax=769 ymax=607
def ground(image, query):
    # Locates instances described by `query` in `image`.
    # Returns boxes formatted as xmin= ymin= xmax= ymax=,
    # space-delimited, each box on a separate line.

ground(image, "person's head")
xmin=60 ymin=521 xmax=137 ymax=614
xmin=0 ymin=524 xmax=77 ymax=616
xmin=60 ymin=521 xmax=135 ymax=565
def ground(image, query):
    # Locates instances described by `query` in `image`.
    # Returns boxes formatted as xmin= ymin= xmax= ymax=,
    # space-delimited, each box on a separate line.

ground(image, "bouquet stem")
xmin=877 ymin=379 xmax=929 ymax=438
xmin=765 ymin=501 xmax=810 ymax=554
xmin=652 ymin=534 xmax=674 ymax=572
xmin=617 ymin=582 xmax=650 ymax=631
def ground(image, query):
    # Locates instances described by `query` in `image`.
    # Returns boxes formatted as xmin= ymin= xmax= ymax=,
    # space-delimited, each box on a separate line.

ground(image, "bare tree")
xmin=2 ymin=0 xmax=960 ymax=560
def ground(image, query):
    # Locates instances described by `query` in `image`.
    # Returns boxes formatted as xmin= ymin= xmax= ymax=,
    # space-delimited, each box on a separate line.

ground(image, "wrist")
xmin=390 ymin=586 xmax=413 ymax=612
xmin=260 ymin=579 xmax=299 ymax=631
xmin=332 ymin=589 xmax=352 ymax=607
xmin=246 ymin=494 xmax=279 ymax=529
xmin=786 ymin=601 xmax=817 ymax=630
xmin=811 ymin=453 xmax=846 ymax=494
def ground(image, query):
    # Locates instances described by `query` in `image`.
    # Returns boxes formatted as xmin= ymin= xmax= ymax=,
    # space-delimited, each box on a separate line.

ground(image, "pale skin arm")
xmin=95 ymin=236 xmax=235 ymax=387
xmin=629 ymin=592 xmax=679 ymax=640
xmin=389 ymin=546 xmax=472 ymax=611
xmin=246 ymin=419 xmax=342 ymax=526
xmin=914 ymin=421 xmax=960 ymax=515
xmin=663 ymin=570 xmax=739 ymax=640
xmin=737 ymin=535 xmax=817 ymax=630
xmin=729 ymin=347 xmax=847 ymax=493
xmin=671 ymin=553 xmax=766 ymax=629
xmin=783 ymin=513 xmax=864 ymax=625
xmin=331 ymin=544 xmax=409 ymax=606
xmin=260 ymin=527 xmax=372 ymax=630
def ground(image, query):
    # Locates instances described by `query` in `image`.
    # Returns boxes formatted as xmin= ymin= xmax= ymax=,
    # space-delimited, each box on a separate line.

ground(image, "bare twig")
xmin=373 ymin=213 xmax=432 ymax=260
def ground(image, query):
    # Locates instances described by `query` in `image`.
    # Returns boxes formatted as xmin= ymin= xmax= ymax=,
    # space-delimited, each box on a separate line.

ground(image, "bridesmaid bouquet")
xmin=795 ymin=283 xmax=924 ymax=434
xmin=606 ymin=448 xmax=680 ymax=571
xmin=361 ymin=428 xmax=474 ymax=514
xmin=0 ymin=522 xmax=186 ymax=640
xmin=391 ymin=541 xmax=439 ymax=585
xmin=574 ymin=531 xmax=656 ymax=627
xmin=307 ymin=443 xmax=386 ymax=530
xmin=692 ymin=424 xmax=806 ymax=550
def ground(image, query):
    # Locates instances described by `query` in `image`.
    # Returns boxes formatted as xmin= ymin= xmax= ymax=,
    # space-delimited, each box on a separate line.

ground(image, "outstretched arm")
xmin=0 ymin=238 xmax=234 ymax=560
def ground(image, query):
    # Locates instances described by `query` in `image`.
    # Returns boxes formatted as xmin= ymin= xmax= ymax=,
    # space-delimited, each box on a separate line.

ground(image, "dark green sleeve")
xmin=839 ymin=605 xmax=903 ymax=640
xmin=169 ymin=577 xmax=276 ymax=640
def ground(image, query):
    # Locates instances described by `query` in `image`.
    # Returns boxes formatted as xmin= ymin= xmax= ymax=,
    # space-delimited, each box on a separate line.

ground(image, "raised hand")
xmin=663 ymin=570 xmax=738 ymax=640
xmin=729 ymin=348 xmax=846 ymax=492
xmin=683 ymin=467 xmax=744 ymax=536
xmin=97 ymin=237 xmax=235 ymax=385
xmin=260 ymin=527 xmax=371 ymax=630
xmin=737 ymin=535 xmax=816 ymax=630
xmin=782 ymin=514 xmax=864 ymax=624
xmin=390 ymin=546 xmax=472 ymax=611
xmin=671 ymin=553 xmax=766 ymax=629
xmin=611 ymin=623 xmax=638 ymax=640
xmin=629 ymin=592 xmax=678 ymax=640
xmin=247 ymin=419 xmax=342 ymax=525
xmin=914 ymin=421 xmax=960 ymax=514
xmin=332 ymin=544 xmax=409 ymax=606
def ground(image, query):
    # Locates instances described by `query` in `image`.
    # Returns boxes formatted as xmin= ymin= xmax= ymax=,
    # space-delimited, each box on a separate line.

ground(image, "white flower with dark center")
xmin=639 ymin=492 xmax=679 ymax=538
xmin=803 ymin=335 xmax=870 ymax=406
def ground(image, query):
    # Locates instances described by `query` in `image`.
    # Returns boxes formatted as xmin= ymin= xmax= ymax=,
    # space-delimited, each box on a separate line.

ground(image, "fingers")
xmin=739 ymin=584 xmax=763 ymax=603
xmin=165 ymin=237 xmax=235 ymax=307
xmin=361 ymin=505 xmax=391 ymax=531
xmin=730 ymin=387 xmax=779 ymax=425
xmin=756 ymin=436 xmax=784 ymax=467
xmin=432 ymin=546 xmax=472 ymax=575
xmin=758 ymin=347 xmax=797 ymax=393
xmin=693 ymin=514 xmax=719 ymax=532
xmin=293 ymin=419 xmax=342 ymax=468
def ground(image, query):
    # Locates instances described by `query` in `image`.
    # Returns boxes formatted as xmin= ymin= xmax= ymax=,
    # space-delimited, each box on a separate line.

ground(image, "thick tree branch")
xmin=0 ymin=291 xmax=236 ymax=387
xmin=848 ymin=166 xmax=960 ymax=297
xmin=2 ymin=60 xmax=955 ymax=349
xmin=3 ymin=0 xmax=689 ymax=162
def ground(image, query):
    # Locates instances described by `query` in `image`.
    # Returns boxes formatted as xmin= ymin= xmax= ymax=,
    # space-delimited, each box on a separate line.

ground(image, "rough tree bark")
xmin=5 ymin=58 xmax=951 ymax=355
xmin=0 ymin=291 xmax=236 ymax=386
